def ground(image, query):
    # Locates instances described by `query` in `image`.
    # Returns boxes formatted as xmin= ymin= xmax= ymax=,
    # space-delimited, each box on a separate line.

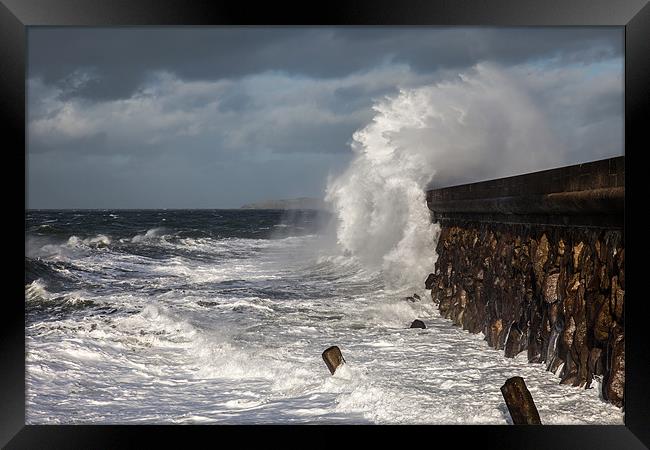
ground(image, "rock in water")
xmin=425 ymin=273 xmax=436 ymax=289
xmin=405 ymin=295 xmax=423 ymax=303
xmin=500 ymin=377 xmax=542 ymax=424
xmin=410 ymin=320 xmax=426 ymax=329
xmin=322 ymin=346 xmax=346 ymax=375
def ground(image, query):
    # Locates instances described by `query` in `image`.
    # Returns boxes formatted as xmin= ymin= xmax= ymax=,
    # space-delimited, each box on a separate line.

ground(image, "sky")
xmin=27 ymin=27 xmax=624 ymax=209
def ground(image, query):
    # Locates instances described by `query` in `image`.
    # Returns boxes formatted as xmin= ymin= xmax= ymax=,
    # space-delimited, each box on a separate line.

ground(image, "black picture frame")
xmin=4 ymin=0 xmax=649 ymax=448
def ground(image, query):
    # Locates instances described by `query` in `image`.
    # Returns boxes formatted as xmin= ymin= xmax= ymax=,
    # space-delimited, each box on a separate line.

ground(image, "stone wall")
xmin=427 ymin=222 xmax=625 ymax=408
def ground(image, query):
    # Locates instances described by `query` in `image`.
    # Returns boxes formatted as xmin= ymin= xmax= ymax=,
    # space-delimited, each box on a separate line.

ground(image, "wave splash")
xmin=326 ymin=64 xmax=560 ymax=289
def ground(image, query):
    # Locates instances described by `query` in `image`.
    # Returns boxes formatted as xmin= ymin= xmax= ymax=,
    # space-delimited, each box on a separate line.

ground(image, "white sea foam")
xmin=25 ymin=241 xmax=624 ymax=424
xmin=69 ymin=234 xmax=112 ymax=248
xmin=131 ymin=228 xmax=166 ymax=243
xmin=25 ymin=279 xmax=50 ymax=301
xmin=25 ymin=279 xmax=93 ymax=307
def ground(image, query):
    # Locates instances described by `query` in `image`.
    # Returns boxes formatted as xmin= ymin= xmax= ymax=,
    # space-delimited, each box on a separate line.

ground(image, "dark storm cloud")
xmin=29 ymin=27 xmax=621 ymax=101
xmin=27 ymin=27 xmax=623 ymax=208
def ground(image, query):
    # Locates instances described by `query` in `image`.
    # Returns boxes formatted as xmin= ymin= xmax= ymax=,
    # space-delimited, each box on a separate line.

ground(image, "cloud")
xmin=28 ymin=28 xmax=623 ymax=101
xmin=26 ymin=27 xmax=623 ymax=208
xmin=28 ymin=64 xmax=434 ymax=158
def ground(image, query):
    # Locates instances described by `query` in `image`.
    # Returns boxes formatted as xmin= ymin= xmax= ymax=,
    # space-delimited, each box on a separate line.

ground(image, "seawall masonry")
xmin=425 ymin=157 xmax=625 ymax=408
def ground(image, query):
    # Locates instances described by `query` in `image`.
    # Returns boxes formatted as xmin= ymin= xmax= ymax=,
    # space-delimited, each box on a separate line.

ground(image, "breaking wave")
xmin=326 ymin=63 xmax=561 ymax=289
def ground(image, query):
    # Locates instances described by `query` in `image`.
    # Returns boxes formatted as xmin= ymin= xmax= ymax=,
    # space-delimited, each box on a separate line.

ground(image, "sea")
xmin=25 ymin=209 xmax=624 ymax=424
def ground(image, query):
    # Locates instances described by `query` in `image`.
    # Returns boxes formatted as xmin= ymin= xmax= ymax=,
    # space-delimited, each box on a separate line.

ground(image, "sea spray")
xmin=325 ymin=63 xmax=561 ymax=289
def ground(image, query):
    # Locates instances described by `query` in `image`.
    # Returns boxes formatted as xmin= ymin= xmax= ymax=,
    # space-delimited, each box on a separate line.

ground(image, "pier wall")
xmin=425 ymin=157 xmax=625 ymax=407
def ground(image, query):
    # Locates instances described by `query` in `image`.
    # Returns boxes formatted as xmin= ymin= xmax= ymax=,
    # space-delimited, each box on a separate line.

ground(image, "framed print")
xmin=4 ymin=0 xmax=649 ymax=447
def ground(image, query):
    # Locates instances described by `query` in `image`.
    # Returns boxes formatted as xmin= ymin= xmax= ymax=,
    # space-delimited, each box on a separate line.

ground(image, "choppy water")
xmin=25 ymin=209 xmax=623 ymax=424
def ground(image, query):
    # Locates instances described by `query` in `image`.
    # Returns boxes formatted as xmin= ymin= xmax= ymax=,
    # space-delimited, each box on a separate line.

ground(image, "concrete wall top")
xmin=427 ymin=157 xmax=624 ymax=202
xmin=426 ymin=156 xmax=624 ymax=227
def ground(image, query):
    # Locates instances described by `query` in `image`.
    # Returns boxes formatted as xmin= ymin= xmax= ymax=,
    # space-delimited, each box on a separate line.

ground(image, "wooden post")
xmin=322 ymin=346 xmax=345 ymax=375
xmin=500 ymin=377 xmax=542 ymax=424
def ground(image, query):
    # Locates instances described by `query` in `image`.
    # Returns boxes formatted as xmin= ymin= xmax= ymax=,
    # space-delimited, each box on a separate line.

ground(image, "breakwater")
xmin=425 ymin=157 xmax=625 ymax=408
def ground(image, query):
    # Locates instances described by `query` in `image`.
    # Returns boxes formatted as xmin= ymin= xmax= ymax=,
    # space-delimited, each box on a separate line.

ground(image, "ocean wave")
xmin=25 ymin=257 xmax=81 ymax=288
xmin=131 ymin=228 xmax=167 ymax=243
xmin=25 ymin=279 xmax=50 ymax=302
xmin=25 ymin=279 xmax=96 ymax=309
xmin=68 ymin=234 xmax=112 ymax=248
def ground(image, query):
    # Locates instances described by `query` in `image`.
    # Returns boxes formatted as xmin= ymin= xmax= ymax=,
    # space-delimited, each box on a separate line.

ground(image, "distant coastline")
xmin=240 ymin=197 xmax=329 ymax=210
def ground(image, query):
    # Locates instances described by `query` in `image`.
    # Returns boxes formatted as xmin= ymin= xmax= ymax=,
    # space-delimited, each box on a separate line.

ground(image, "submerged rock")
xmin=197 ymin=300 xmax=218 ymax=307
xmin=410 ymin=320 xmax=426 ymax=329
xmin=406 ymin=294 xmax=422 ymax=303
